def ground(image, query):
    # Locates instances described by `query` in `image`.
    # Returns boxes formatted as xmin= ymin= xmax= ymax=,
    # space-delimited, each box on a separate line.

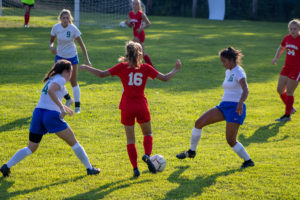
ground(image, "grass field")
xmin=0 ymin=13 xmax=299 ymax=200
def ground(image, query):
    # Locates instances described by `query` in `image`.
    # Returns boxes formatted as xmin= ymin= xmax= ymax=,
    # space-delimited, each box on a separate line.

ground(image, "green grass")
xmin=0 ymin=14 xmax=300 ymax=200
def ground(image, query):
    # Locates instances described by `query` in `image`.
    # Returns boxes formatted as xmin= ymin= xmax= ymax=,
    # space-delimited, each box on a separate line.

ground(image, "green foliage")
xmin=0 ymin=15 xmax=299 ymax=199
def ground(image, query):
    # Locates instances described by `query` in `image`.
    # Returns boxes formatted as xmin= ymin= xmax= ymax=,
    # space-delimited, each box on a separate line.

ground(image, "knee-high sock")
xmin=71 ymin=142 xmax=92 ymax=169
xmin=127 ymin=144 xmax=138 ymax=168
xmin=189 ymin=127 xmax=202 ymax=151
xmin=232 ymin=142 xmax=250 ymax=161
xmin=24 ymin=14 xmax=30 ymax=25
xmin=280 ymin=92 xmax=287 ymax=105
xmin=286 ymin=96 xmax=294 ymax=115
xmin=7 ymin=147 xmax=32 ymax=168
xmin=72 ymin=85 xmax=80 ymax=103
xmin=143 ymin=54 xmax=153 ymax=66
xmin=143 ymin=135 xmax=153 ymax=156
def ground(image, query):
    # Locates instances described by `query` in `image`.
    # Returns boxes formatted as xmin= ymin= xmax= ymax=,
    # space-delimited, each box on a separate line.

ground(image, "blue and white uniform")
xmin=51 ymin=23 xmax=81 ymax=65
xmin=30 ymin=74 xmax=68 ymax=134
xmin=216 ymin=65 xmax=247 ymax=124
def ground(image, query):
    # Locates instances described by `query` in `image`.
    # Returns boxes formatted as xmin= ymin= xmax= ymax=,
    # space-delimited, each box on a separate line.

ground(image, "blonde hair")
xmin=288 ymin=19 xmax=300 ymax=29
xmin=118 ymin=41 xmax=143 ymax=68
xmin=132 ymin=0 xmax=143 ymax=11
xmin=58 ymin=9 xmax=74 ymax=24
xmin=219 ymin=46 xmax=244 ymax=66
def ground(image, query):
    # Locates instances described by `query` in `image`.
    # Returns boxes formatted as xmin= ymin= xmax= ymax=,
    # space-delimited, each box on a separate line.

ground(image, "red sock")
xmin=127 ymin=144 xmax=138 ymax=168
xmin=24 ymin=14 xmax=30 ymax=25
xmin=286 ymin=96 xmax=294 ymax=115
xmin=143 ymin=135 xmax=153 ymax=156
xmin=143 ymin=54 xmax=153 ymax=66
xmin=280 ymin=92 xmax=287 ymax=105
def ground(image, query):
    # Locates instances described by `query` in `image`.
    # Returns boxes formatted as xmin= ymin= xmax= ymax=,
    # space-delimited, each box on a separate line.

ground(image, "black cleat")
xmin=87 ymin=167 xmax=100 ymax=175
xmin=241 ymin=159 xmax=255 ymax=169
xmin=142 ymin=155 xmax=156 ymax=173
xmin=0 ymin=164 xmax=11 ymax=177
xmin=133 ymin=168 xmax=140 ymax=177
xmin=176 ymin=149 xmax=196 ymax=159
xmin=275 ymin=114 xmax=291 ymax=122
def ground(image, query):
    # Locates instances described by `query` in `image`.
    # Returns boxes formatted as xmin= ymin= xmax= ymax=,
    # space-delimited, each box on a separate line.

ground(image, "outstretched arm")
xmin=272 ymin=45 xmax=285 ymax=65
xmin=80 ymin=64 xmax=110 ymax=78
xmin=156 ymin=59 xmax=181 ymax=82
xmin=76 ymin=36 xmax=91 ymax=66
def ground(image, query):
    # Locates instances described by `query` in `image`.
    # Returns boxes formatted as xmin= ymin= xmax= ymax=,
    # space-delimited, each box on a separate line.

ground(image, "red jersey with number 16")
xmin=281 ymin=34 xmax=300 ymax=68
xmin=108 ymin=62 xmax=158 ymax=110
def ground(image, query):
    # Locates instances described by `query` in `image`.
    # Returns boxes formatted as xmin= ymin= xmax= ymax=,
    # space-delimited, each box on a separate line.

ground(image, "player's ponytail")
xmin=118 ymin=41 xmax=143 ymax=68
xmin=219 ymin=46 xmax=244 ymax=66
xmin=43 ymin=60 xmax=72 ymax=82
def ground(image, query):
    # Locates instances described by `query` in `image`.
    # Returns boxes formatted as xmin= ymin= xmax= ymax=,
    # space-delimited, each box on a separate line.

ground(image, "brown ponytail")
xmin=219 ymin=46 xmax=244 ymax=66
xmin=43 ymin=60 xmax=72 ymax=82
xmin=118 ymin=41 xmax=143 ymax=68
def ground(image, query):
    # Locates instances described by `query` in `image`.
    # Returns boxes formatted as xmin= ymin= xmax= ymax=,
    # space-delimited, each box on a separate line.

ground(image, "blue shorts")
xmin=55 ymin=55 xmax=79 ymax=65
xmin=29 ymin=108 xmax=68 ymax=135
xmin=216 ymin=101 xmax=246 ymax=125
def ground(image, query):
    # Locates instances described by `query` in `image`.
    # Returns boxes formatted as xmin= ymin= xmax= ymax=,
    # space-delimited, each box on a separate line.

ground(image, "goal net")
xmin=0 ymin=0 xmax=145 ymax=28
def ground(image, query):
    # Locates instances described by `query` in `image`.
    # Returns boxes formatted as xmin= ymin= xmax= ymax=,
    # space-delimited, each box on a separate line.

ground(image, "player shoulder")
xmin=52 ymin=23 xmax=61 ymax=30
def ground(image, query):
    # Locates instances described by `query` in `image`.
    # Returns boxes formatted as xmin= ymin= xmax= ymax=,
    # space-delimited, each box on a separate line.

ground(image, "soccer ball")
xmin=119 ymin=21 xmax=126 ymax=28
xmin=150 ymin=154 xmax=166 ymax=172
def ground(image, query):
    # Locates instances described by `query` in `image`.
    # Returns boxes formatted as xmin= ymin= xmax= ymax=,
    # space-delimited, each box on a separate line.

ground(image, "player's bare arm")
xmin=156 ymin=59 xmax=181 ymax=82
xmin=76 ymin=37 xmax=91 ymax=65
xmin=80 ymin=65 xmax=110 ymax=77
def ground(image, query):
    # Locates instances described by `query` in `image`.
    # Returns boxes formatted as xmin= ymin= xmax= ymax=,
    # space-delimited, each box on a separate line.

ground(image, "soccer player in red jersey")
xmin=272 ymin=19 xmax=300 ymax=121
xmin=80 ymin=41 xmax=181 ymax=177
xmin=124 ymin=0 xmax=153 ymax=66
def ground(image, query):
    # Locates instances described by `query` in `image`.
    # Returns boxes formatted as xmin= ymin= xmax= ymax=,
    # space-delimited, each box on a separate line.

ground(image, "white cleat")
xmin=75 ymin=107 xmax=81 ymax=114
xmin=65 ymin=98 xmax=74 ymax=107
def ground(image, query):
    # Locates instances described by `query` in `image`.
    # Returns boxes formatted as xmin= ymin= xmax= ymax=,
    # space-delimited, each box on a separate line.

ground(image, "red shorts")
xmin=121 ymin=103 xmax=151 ymax=126
xmin=280 ymin=65 xmax=300 ymax=81
xmin=133 ymin=30 xmax=145 ymax=43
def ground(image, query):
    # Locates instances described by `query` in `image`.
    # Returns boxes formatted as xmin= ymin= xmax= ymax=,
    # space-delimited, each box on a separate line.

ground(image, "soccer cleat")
xmin=75 ymin=107 xmax=81 ymax=114
xmin=65 ymin=98 xmax=74 ymax=107
xmin=0 ymin=164 xmax=11 ymax=177
xmin=291 ymin=108 xmax=296 ymax=115
xmin=176 ymin=149 xmax=196 ymax=159
xmin=142 ymin=154 xmax=156 ymax=173
xmin=24 ymin=24 xmax=29 ymax=28
xmin=275 ymin=114 xmax=291 ymax=122
xmin=241 ymin=159 xmax=255 ymax=169
xmin=87 ymin=167 xmax=100 ymax=175
xmin=133 ymin=168 xmax=140 ymax=177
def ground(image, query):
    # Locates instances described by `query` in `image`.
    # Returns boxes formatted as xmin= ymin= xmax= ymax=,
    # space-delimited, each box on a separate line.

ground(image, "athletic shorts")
xmin=216 ymin=101 xmax=246 ymax=125
xmin=133 ymin=30 xmax=145 ymax=43
xmin=280 ymin=65 xmax=300 ymax=81
xmin=121 ymin=103 xmax=151 ymax=126
xmin=55 ymin=55 xmax=79 ymax=65
xmin=29 ymin=108 xmax=68 ymax=135
xmin=23 ymin=3 xmax=34 ymax=7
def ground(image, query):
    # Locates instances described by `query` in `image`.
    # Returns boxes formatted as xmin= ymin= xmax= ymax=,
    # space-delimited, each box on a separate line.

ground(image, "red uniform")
xmin=280 ymin=34 xmax=300 ymax=81
xmin=129 ymin=11 xmax=145 ymax=43
xmin=108 ymin=62 xmax=159 ymax=125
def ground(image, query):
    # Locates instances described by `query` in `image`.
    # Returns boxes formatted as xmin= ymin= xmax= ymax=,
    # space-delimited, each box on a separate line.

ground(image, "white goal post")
xmin=0 ymin=0 xmax=146 ymax=28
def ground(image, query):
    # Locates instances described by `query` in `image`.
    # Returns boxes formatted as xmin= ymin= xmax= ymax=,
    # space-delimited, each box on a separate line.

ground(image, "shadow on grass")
xmin=0 ymin=175 xmax=85 ymax=200
xmin=64 ymin=178 xmax=152 ymax=200
xmin=163 ymin=166 xmax=240 ymax=200
xmin=0 ymin=117 xmax=31 ymax=133
xmin=239 ymin=122 xmax=288 ymax=147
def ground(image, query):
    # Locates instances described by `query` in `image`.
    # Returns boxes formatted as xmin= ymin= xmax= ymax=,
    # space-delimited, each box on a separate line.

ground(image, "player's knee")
xmin=194 ymin=119 xmax=204 ymax=129
xmin=71 ymin=81 xmax=78 ymax=87
xmin=226 ymin=137 xmax=236 ymax=147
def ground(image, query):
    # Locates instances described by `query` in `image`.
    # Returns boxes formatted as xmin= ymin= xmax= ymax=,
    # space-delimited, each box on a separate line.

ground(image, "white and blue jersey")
xmin=217 ymin=65 xmax=247 ymax=125
xmin=30 ymin=74 xmax=68 ymax=135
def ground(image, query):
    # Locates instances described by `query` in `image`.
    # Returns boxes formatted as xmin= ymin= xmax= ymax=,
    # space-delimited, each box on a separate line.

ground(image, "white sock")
xmin=71 ymin=142 xmax=92 ymax=169
xmin=7 ymin=147 xmax=32 ymax=168
xmin=232 ymin=142 xmax=250 ymax=161
xmin=72 ymin=85 xmax=80 ymax=103
xmin=64 ymin=87 xmax=68 ymax=96
xmin=189 ymin=127 xmax=202 ymax=151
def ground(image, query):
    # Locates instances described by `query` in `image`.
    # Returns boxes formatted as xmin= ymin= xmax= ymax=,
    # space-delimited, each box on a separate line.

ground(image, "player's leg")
xmin=1 ymin=134 xmax=41 ymax=177
xmin=139 ymin=121 xmax=156 ymax=173
xmin=277 ymin=75 xmax=288 ymax=105
xmin=124 ymin=125 xmax=140 ymax=177
xmin=56 ymin=127 xmax=100 ymax=175
xmin=285 ymin=78 xmax=298 ymax=117
xmin=226 ymin=122 xmax=254 ymax=169
xmin=70 ymin=63 xmax=81 ymax=113
xmin=24 ymin=4 xmax=30 ymax=27
xmin=176 ymin=107 xmax=225 ymax=159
